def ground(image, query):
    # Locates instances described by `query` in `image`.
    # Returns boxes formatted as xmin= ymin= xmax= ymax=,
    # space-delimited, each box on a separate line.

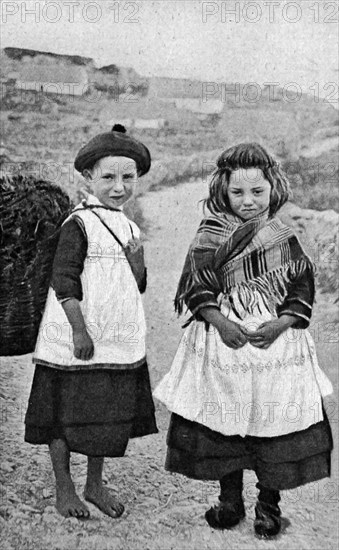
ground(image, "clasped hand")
xmin=124 ymin=237 xmax=145 ymax=284
xmin=218 ymin=319 xmax=285 ymax=350
xmin=124 ymin=237 xmax=144 ymax=259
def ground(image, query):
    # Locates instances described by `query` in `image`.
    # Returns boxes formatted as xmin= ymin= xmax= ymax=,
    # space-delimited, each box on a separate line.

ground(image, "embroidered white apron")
xmin=153 ymin=291 xmax=333 ymax=437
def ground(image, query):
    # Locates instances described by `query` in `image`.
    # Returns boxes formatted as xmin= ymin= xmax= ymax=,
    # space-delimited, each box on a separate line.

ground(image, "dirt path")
xmin=0 ymin=180 xmax=338 ymax=550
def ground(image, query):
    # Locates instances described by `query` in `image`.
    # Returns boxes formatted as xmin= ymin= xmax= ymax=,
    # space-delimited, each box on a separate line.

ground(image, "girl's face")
xmin=84 ymin=155 xmax=138 ymax=209
xmin=227 ymin=168 xmax=271 ymax=220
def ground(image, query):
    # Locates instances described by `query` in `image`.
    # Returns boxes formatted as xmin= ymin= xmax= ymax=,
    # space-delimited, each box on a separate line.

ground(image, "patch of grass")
xmin=282 ymin=152 xmax=339 ymax=212
xmin=1 ymin=89 xmax=338 ymax=214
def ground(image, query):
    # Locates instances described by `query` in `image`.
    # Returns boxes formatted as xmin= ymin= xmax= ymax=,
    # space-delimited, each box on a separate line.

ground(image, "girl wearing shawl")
xmin=153 ymin=143 xmax=333 ymax=538
xmin=25 ymin=125 xmax=158 ymax=519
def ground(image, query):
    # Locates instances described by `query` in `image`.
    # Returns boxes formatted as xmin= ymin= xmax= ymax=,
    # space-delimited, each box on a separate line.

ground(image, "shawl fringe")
xmin=174 ymin=211 xmax=315 ymax=322
xmin=174 ymin=266 xmax=219 ymax=315
xmin=175 ymin=256 xmax=314 ymax=319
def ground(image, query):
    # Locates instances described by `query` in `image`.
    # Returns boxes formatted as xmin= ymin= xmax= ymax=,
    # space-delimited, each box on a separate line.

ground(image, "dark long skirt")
xmin=166 ymin=410 xmax=333 ymax=490
xmin=25 ymin=362 xmax=158 ymax=457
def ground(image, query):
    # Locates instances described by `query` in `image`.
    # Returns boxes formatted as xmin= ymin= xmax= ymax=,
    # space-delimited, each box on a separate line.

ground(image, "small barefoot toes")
xmin=56 ymin=484 xmax=90 ymax=519
xmin=84 ymin=486 xmax=124 ymax=518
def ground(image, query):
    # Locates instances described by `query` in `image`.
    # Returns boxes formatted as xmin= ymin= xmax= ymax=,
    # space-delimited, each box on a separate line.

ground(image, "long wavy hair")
xmin=204 ymin=143 xmax=291 ymax=217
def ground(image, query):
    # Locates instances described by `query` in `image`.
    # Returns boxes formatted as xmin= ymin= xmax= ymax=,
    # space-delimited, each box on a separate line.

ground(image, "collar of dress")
xmin=80 ymin=190 xmax=124 ymax=212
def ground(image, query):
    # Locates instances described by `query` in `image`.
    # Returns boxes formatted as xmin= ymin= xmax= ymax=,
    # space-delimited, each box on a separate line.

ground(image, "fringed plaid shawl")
xmin=175 ymin=209 xmax=315 ymax=319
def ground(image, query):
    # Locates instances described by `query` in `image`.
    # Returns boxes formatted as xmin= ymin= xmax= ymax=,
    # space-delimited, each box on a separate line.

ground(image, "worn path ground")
xmin=0 ymin=179 xmax=338 ymax=550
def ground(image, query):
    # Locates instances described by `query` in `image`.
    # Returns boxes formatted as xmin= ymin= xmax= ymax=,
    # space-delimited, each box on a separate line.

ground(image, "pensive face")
xmin=84 ymin=155 xmax=138 ymax=209
xmin=227 ymin=168 xmax=271 ymax=220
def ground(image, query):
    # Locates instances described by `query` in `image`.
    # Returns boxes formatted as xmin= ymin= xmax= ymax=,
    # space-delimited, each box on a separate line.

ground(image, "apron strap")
xmin=74 ymin=206 xmax=135 ymax=248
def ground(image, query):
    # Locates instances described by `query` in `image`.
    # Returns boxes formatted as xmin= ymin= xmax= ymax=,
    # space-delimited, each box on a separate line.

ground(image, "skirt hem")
xmin=165 ymin=411 xmax=333 ymax=490
xmin=24 ymin=361 xmax=158 ymax=457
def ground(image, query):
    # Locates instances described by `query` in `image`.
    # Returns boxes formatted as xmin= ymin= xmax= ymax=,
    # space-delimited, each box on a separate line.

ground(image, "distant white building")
xmin=148 ymin=76 xmax=203 ymax=101
xmin=174 ymin=98 xmax=224 ymax=115
xmin=108 ymin=118 xmax=169 ymax=130
xmin=148 ymin=76 xmax=224 ymax=124
xmin=133 ymin=118 xmax=168 ymax=130
xmin=15 ymin=64 xmax=89 ymax=96
xmin=108 ymin=118 xmax=134 ymax=129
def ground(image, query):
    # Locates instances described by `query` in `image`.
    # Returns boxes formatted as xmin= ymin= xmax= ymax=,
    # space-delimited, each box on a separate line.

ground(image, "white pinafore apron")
xmin=34 ymin=195 xmax=146 ymax=370
xmin=154 ymin=290 xmax=333 ymax=437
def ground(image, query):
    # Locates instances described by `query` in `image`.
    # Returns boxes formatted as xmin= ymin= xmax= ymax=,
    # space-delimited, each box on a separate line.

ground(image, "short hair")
xmin=205 ymin=143 xmax=291 ymax=217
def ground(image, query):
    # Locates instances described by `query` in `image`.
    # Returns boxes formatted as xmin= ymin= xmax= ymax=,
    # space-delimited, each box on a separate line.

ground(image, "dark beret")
xmin=74 ymin=125 xmax=151 ymax=176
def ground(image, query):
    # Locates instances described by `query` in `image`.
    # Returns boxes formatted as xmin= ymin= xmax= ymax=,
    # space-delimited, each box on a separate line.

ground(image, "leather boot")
xmin=205 ymin=470 xmax=245 ymax=529
xmin=205 ymin=500 xmax=245 ymax=529
xmin=254 ymin=484 xmax=281 ymax=538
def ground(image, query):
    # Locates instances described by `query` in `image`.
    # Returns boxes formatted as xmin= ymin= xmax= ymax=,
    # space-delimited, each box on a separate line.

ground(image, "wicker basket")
xmin=0 ymin=175 xmax=73 ymax=356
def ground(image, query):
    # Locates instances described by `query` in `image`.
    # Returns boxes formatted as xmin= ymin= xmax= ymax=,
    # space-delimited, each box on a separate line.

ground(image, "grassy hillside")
xmin=1 ymin=57 xmax=338 ymax=210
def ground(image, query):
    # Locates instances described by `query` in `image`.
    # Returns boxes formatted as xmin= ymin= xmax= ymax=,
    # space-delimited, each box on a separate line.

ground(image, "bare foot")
xmin=56 ymin=482 xmax=90 ymax=518
xmin=84 ymin=485 xmax=124 ymax=518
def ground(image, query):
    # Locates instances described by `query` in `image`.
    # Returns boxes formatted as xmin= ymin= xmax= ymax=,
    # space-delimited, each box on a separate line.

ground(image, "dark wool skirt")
xmin=25 ymin=362 xmax=158 ymax=457
xmin=166 ymin=410 xmax=333 ymax=491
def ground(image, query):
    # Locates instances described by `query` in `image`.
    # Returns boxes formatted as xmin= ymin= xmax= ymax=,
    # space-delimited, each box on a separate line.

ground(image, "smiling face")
xmin=84 ymin=155 xmax=138 ymax=209
xmin=227 ymin=168 xmax=271 ymax=220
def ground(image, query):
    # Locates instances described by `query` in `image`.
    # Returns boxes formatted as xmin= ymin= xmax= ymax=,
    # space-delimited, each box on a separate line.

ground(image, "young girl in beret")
xmin=154 ymin=143 xmax=333 ymax=538
xmin=25 ymin=125 xmax=158 ymax=519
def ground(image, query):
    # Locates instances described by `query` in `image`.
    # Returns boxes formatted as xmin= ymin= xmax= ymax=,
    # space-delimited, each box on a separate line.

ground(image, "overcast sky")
xmin=1 ymin=0 xmax=338 ymax=99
